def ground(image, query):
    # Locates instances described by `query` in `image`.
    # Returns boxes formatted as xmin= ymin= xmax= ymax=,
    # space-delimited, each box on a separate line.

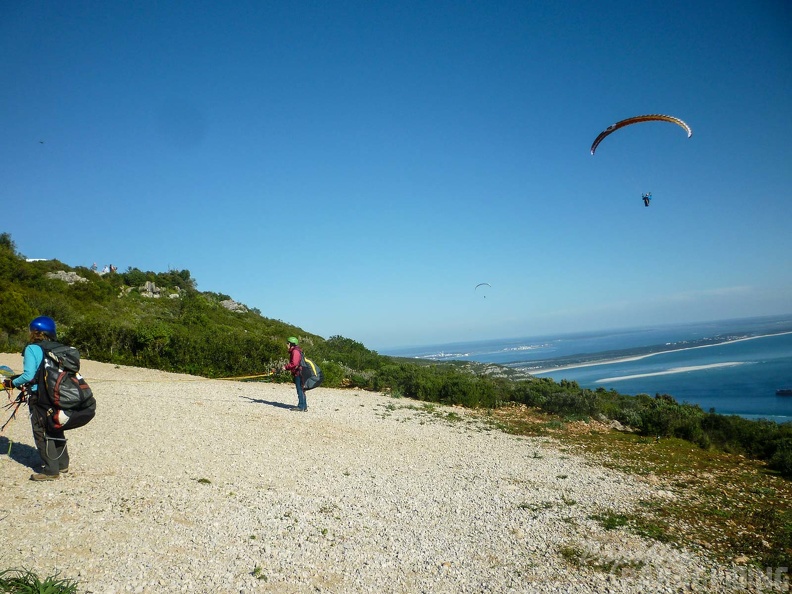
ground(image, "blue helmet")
xmin=29 ymin=316 xmax=56 ymax=338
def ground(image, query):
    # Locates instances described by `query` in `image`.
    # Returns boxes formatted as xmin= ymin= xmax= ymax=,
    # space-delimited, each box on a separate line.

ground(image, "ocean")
xmin=383 ymin=315 xmax=792 ymax=423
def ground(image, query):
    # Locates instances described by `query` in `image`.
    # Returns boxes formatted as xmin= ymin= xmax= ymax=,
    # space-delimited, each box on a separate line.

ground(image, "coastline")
xmin=528 ymin=330 xmax=792 ymax=375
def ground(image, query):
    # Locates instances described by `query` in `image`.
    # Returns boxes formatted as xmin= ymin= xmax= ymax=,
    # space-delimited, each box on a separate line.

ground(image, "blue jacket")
xmin=12 ymin=343 xmax=44 ymax=389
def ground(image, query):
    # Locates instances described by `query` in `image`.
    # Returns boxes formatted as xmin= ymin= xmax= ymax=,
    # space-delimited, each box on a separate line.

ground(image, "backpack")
xmin=37 ymin=341 xmax=96 ymax=431
xmin=300 ymin=354 xmax=324 ymax=391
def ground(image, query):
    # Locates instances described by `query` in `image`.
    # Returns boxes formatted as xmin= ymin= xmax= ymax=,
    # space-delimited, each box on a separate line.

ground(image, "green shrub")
xmin=317 ymin=360 xmax=345 ymax=388
xmin=317 ymin=335 xmax=386 ymax=372
xmin=0 ymin=291 xmax=35 ymax=334
xmin=541 ymin=389 xmax=598 ymax=418
xmin=768 ymin=438 xmax=792 ymax=477
xmin=122 ymin=267 xmax=148 ymax=287
xmin=636 ymin=394 xmax=703 ymax=438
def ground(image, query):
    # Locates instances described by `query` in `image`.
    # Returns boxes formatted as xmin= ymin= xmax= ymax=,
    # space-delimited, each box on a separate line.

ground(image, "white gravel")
xmin=0 ymin=355 xmax=783 ymax=593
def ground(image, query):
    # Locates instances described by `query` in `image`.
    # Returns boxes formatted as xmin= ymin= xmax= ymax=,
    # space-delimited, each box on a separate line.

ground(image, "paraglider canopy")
xmin=590 ymin=114 xmax=692 ymax=155
xmin=475 ymin=283 xmax=491 ymax=298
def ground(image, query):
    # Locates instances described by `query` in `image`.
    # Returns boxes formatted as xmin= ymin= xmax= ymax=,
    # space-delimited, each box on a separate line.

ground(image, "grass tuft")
xmin=251 ymin=565 xmax=267 ymax=581
xmin=0 ymin=568 xmax=79 ymax=594
xmin=558 ymin=545 xmax=645 ymax=576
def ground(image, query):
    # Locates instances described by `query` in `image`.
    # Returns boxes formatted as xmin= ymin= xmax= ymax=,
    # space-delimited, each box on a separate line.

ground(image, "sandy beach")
xmin=595 ymin=362 xmax=747 ymax=383
xmin=0 ymin=354 xmax=777 ymax=593
xmin=529 ymin=331 xmax=792 ymax=376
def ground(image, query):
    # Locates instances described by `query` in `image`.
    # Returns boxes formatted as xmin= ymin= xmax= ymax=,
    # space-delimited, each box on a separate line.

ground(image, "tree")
xmin=0 ymin=290 xmax=35 ymax=334
xmin=0 ymin=232 xmax=17 ymax=253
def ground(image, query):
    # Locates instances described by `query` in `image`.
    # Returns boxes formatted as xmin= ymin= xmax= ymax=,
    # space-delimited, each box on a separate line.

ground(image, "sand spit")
xmin=530 ymin=331 xmax=792 ymax=376
xmin=0 ymin=355 xmax=780 ymax=593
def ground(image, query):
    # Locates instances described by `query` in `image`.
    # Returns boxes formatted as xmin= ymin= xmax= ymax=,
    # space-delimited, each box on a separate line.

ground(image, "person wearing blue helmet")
xmin=4 ymin=316 xmax=71 ymax=480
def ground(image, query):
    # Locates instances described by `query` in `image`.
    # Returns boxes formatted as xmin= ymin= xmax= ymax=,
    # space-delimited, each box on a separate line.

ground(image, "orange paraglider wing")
xmin=590 ymin=114 xmax=692 ymax=155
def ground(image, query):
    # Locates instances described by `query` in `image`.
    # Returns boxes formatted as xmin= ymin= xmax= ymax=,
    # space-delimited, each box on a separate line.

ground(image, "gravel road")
xmin=0 ymin=355 xmax=781 ymax=593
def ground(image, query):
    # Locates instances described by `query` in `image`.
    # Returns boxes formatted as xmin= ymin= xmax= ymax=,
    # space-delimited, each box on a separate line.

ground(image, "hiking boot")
xmin=30 ymin=472 xmax=59 ymax=481
xmin=39 ymin=464 xmax=67 ymax=473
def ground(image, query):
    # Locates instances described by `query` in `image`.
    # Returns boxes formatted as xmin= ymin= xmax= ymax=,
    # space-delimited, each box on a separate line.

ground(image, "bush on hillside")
xmin=768 ymin=439 xmax=792 ymax=477
xmin=0 ymin=291 xmax=35 ymax=335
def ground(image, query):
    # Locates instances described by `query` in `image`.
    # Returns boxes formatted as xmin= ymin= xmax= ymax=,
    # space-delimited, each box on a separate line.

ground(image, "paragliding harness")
xmin=35 ymin=341 xmax=96 ymax=432
xmin=299 ymin=353 xmax=324 ymax=391
xmin=1 ymin=380 xmax=26 ymax=455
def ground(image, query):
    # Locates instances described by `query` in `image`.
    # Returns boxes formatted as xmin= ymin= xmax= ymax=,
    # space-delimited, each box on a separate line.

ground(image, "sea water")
xmin=383 ymin=315 xmax=792 ymax=423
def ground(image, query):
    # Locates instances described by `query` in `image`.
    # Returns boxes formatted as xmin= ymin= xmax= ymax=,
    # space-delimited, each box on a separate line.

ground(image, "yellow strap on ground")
xmin=216 ymin=373 xmax=277 ymax=381
xmin=3 ymin=365 xmax=277 ymax=383
xmin=84 ymin=372 xmax=277 ymax=383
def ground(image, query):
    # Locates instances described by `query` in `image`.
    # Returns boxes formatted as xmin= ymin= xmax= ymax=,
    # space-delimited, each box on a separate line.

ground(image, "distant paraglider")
xmin=590 ymin=114 xmax=692 ymax=155
xmin=642 ymin=192 xmax=652 ymax=207
xmin=475 ymin=283 xmax=491 ymax=298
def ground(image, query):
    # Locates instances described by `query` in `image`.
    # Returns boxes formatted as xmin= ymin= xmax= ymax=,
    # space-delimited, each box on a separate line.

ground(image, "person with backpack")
xmin=283 ymin=337 xmax=308 ymax=412
xmin=3 ymin=316 xmax=92 ymax=480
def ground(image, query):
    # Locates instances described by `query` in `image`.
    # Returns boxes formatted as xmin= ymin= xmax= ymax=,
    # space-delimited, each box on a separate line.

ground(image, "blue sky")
xmin=2 ymin=1 xmax=791 ymax=350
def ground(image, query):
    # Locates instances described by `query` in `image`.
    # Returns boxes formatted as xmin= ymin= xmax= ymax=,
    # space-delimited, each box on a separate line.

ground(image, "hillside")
xmin=0 ymin=232 xmax=374 ymax=381
xmin=3 ymin=231 xmax=792 ymax=481
xmin=0 ymin=232 xmax=533 ymax=386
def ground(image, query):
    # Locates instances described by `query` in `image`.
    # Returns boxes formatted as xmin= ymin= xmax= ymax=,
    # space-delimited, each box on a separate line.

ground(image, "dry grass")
xmin=475 ymin=404 xmax=792 ymax=570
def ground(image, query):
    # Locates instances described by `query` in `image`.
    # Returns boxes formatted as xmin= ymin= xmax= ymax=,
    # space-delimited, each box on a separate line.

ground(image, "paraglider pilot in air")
xmin=642 ymin=192 xmax=652 ymax=207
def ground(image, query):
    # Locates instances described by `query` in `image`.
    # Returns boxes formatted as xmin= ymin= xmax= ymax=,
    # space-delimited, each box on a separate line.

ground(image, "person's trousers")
xmin=293 ymin=375 xmax=307 ymax=410
xmin=30 ymin=405 xmax=69 ymax=475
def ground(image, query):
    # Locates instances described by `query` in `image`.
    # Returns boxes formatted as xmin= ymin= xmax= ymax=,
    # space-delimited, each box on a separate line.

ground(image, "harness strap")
xmin=44 ymin=435 xmax=68 ymax=460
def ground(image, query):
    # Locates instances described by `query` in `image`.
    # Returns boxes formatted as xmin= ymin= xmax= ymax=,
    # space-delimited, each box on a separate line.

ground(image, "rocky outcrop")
xmin=46 ymin=271 xmax=88 ymax=285
xmin=46 ymin=272 xmax=184 ymax=299
xmin=139 ymin=281 xmax=162 ymax=298
xmin=220 ymin=299 xmax=248 ymax=313
xmin=117 ymin=282 xmax=182 ymax=299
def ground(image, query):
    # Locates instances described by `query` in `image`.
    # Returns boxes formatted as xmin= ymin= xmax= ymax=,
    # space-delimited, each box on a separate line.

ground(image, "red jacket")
xmin=284 ymin=345 xmax=303 ymax=377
